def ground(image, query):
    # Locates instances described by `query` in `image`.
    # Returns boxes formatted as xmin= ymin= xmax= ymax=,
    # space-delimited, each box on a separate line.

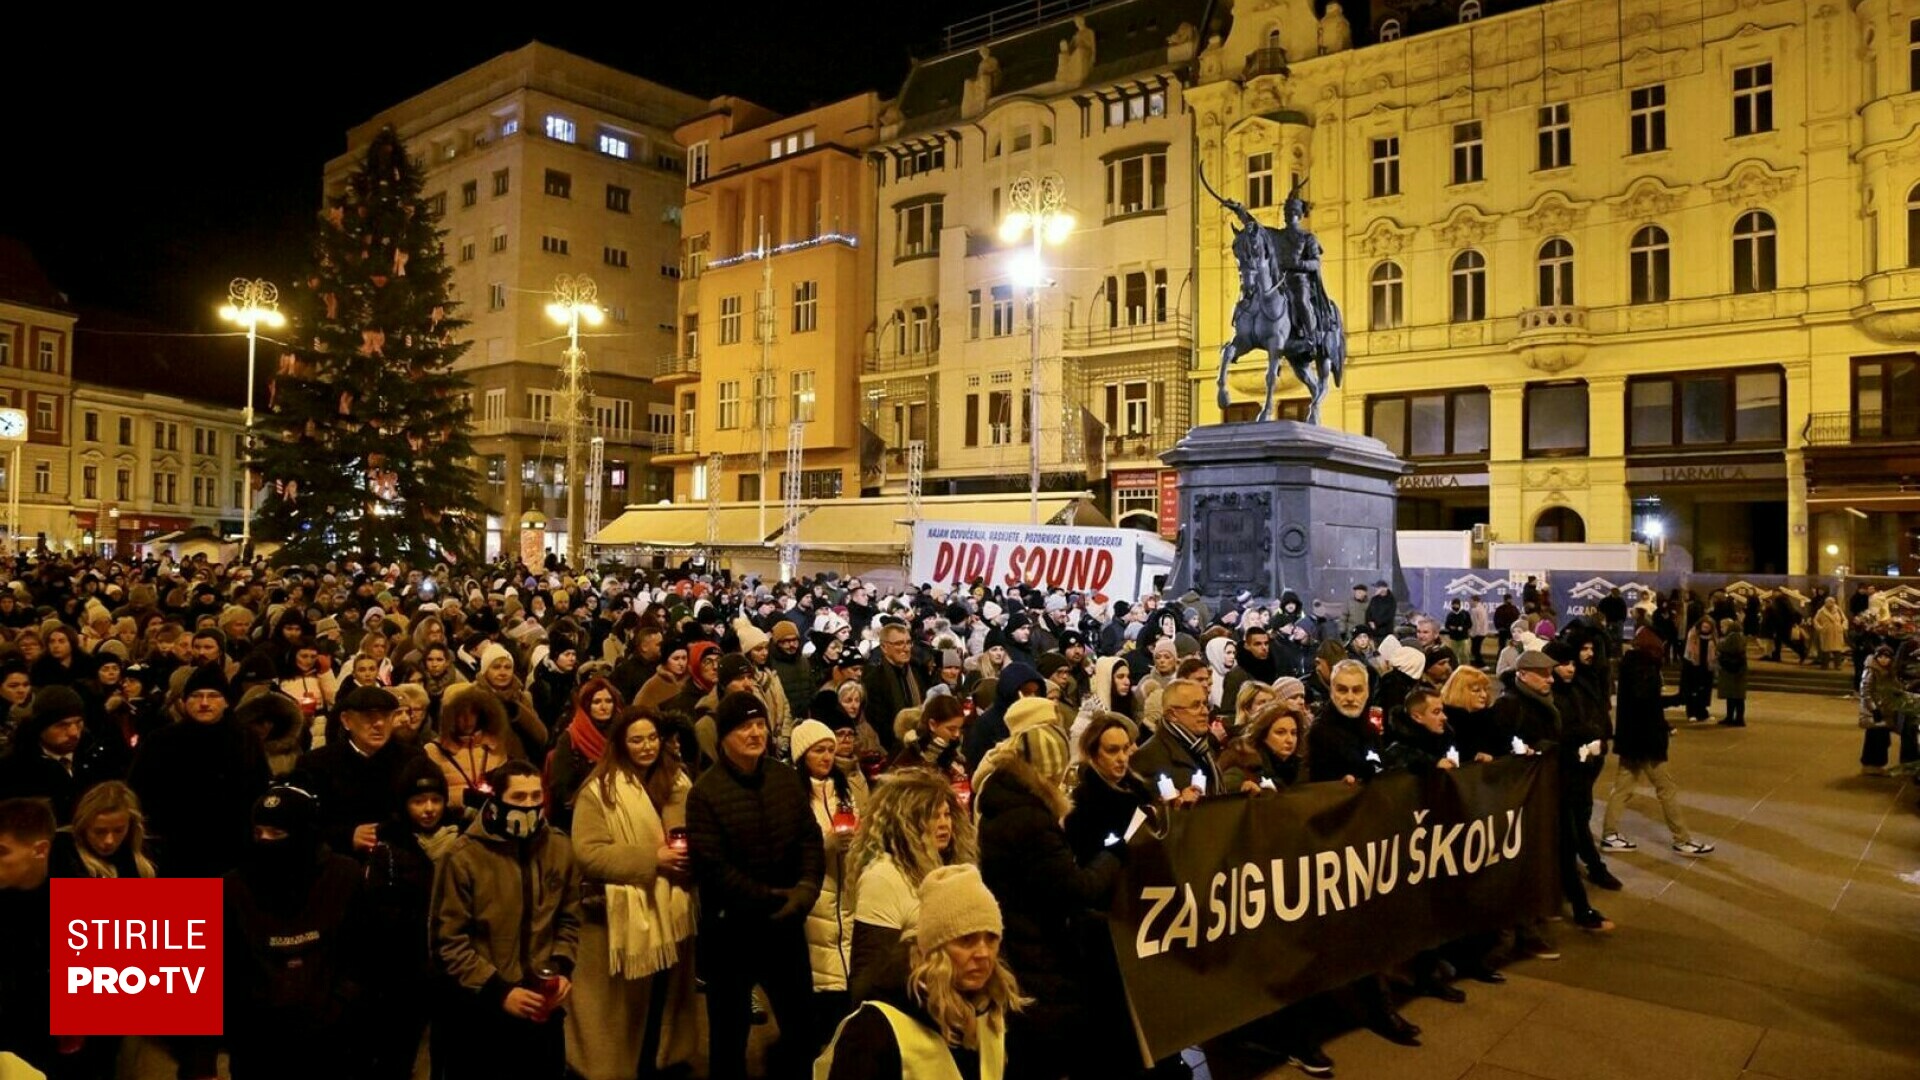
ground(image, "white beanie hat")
xmin=790 ymin=719 xmax=837 ymax=763
xmin=478 ymin=641 xmax=515 ymax=677
xmin=912 ymin=864 xmax=1003 ymax=951
xmin=733 ymin=617 xmax=770 ymax=654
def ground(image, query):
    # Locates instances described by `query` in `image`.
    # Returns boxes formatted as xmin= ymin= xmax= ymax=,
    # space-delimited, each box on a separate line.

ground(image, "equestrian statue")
xmin=1202 ymin=172 xmax=1346 ymax=424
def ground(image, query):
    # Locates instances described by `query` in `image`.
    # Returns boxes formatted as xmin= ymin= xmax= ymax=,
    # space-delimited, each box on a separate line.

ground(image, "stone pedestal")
xmin=1161 ymin=422 xmax=1409 ymax=612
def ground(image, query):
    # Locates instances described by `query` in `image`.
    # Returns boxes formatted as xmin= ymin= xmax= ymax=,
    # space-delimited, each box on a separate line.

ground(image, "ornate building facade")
xmin=864 ymin=0 xmax=1210 ymax=535
xmin=1190 ymin=0 xmax=1920 ymax=575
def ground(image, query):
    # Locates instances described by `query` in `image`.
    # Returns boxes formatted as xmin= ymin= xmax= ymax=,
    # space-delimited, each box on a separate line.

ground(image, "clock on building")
xmin=0 ymin=408 xmax=27 ymax=441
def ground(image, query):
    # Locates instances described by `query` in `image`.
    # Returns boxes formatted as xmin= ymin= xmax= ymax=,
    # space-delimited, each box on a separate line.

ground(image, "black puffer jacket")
xmin=127 ymin=717 xmax=271 ymax=878
xmin=686 ymin=750 xmax=824 ymax=929
xmin=975 ymin=753 xmax=1120 ymax=1005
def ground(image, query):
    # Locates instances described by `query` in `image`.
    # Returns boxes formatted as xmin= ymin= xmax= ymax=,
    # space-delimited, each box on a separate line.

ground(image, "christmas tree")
xmin=254 ymin=126 xmax=484 ymax=564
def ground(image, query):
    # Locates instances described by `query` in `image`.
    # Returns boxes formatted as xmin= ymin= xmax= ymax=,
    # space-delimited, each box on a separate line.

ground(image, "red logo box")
xmin=50 ymin=878 xmax=223 ymax=1036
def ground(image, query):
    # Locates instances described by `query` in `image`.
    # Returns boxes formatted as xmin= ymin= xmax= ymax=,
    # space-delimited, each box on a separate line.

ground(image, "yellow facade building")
xmin=1190 ymin=0 xmax=1920 ymax=575
xmin=864 ymin=0 xmax=1210 ymax=534
xmin=0 ymin=239 xmax=75 ymax=550
xmin=659 ymin=94 xmax=881 ymax=516
xmin=331 ymin=43 xmax=706 ymax=559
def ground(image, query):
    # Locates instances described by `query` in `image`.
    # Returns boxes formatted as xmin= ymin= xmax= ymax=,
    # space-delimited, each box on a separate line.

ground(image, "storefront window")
xmin=1627 ymin=368 xmax=1784 ymax=449
xmin=1525 ymin=383 xmax=1589 ymax=455
xmin=1854 ymin=356 xmax=1920 ymax=438
xmin=1367 ymin=389 xmax=1489 ymax=459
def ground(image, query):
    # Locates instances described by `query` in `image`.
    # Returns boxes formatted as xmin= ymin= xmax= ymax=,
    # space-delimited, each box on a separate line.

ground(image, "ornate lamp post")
xmin=999 ymin=173 xmax=1073 ymax=524
xmin=218 ymin=279 xmax=285 ymax=557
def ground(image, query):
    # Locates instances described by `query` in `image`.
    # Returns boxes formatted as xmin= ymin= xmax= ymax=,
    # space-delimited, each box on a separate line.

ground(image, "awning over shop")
xmin=593 ymin=493 xmax=1109 ymax=553
xmin=589 ymin=504 xmax=782 ymax=549
xmin=776 ymin=493 xmax=1105 ymax=552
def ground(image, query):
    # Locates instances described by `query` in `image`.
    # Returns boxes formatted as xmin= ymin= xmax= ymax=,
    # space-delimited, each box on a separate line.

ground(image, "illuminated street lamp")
xmin=999 ymin=173 xmax=1073 ymax=524
xmin=219 ymin=279 xmax=286 ymax=558
xmin=546 ymin=275 xmax=603 ymax=568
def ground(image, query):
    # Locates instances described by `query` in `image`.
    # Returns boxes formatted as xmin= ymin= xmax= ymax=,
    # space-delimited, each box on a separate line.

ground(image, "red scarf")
xmin=568 ymin=707 xmax=608 ymax=762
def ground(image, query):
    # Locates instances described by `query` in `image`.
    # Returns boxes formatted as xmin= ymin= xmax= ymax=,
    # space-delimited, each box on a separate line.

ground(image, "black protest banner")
xmin=1107 ymin=756 xmax=1562 ymax=1063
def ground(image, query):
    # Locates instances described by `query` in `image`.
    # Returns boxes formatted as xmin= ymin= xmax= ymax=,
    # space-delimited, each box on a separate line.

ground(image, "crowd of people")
xmin=0 ymin=549 xmax=1773 ymax=1080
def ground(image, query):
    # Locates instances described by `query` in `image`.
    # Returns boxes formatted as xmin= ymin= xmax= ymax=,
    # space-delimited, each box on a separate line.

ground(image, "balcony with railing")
xmin=1244 ymin=47 xmax=1290 ymax=79
xmin=1508 ymin=305 xmax=1590 ymax=373
xmin=1103 ymin=431 xmax=1166 ymax=462
xmin=863 ymin=348 xmax=940 ymax=376
xmin=654 ymin=352 xmax=700 ymax=381
xmin=1804 ymin=410 xmax=1920 ymax=447
xmin=472 ymin=417 xmax=658 ymax=447
xmin=1063 ymin=314 xmax=1192 ymax=354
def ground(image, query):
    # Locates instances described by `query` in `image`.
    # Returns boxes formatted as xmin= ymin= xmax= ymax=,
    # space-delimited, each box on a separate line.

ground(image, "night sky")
xmin=0 ymin=4 xmax=1023 ymax=329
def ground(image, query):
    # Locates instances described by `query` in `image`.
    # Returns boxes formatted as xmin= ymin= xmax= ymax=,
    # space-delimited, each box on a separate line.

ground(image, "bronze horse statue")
xmin=1202 ymin=170 xmax=1345 ymax=424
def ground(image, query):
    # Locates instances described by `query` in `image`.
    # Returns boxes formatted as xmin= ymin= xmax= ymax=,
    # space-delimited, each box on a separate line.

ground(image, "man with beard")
xmin=766 ymin=620 xmax=818 ymax=721
xmin=1000 ymin=611 xmax=1039 ymax=668
xmin=0 ymin=685 xmax=128 ymax=824
xmin=609 ymin=625 xmax=664 ymax=702
xmin=1306 ymin=659 xmax=1422 ymax=1047
xmin=1057 ymin=629 xmax=1093 ymax=703
xmin=295 ymin=685 xmax=421 ymax=862
xmin=1222 ymin=625 xmax=1280 ymax=706
xmin=223 ymin=784 xmax=370 ymax=1078
xmin=127 ymin=665 xmax=270 ymax=878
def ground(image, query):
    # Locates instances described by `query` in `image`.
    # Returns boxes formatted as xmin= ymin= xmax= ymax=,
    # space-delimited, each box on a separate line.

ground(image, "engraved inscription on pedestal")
xmin=1194 ymin=490 xmax=1272 ymax=596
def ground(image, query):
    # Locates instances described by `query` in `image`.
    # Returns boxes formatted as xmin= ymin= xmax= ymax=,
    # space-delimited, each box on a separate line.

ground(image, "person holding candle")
xmin=566 ymin=708 xmax=698 ymax=1079
xmin=794 ymin=718 xmax=871 ymax=1029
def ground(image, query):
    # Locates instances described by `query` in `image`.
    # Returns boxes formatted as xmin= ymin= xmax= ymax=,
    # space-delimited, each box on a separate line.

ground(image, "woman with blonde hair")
xmin=1440 ymin=665 xmax=1501 ymax=763
xmin=567 ymin=707 xmax=698 ymax=1079
xmin=817 ymin=864 xmax=1026 ymax=1080
xmin=846 ymin=767 xmax=978 ymax=1002
xmin=52 ymin=780 xmax=158 ymax=879
xmin=1231 ymin=679 xmax=1276 ymax=734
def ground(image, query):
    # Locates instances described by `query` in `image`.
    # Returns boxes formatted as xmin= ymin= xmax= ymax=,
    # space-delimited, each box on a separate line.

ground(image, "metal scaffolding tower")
xmin=754 ymin=220 xmax=777 ymax=542
xmin=584 ymin=435 xmax=605 ymax=549
xmin=907 ymin=440 xmax=925 ymax=520
xmin=779 ymin=421 xmax=804 ymax=575
xmin=705 ymin=451 xmax=724 ymax=552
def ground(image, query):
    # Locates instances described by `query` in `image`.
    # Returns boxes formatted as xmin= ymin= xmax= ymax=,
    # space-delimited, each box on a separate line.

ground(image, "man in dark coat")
xmin=1546 ymin=641 xmax=1619 ymax=891
xmin=1495 ymin=651 xmax=1613 ymax=932
xmin=1308 ymin=659 xmax=1384 ymax=785
xmin=962 ymin=661 xmax=1044 ymax=766
xmin=127 ymin=665 xmax=270 ymax=878
xmin=1132 ymin=678 xmax=1219 ymax=795
xmin=687 ymin=692 xmax=824 ymax=1080
xmin=860 ymin=622 xmax=924 ymax=754
xmin=223 ymin=785 xmax=371 ymax=1079
xmin=0 ymin=798 xmax=56 ymax=1073
xmin=0 ymin=685 xmax=129 ymax=823
xmin=766 ymin=620 xmax=818 ymax=721
xmin=1364 ymin=581 xmax=1398 ymax=641
xmin=293 ymin=685 xmax=421 ymax=860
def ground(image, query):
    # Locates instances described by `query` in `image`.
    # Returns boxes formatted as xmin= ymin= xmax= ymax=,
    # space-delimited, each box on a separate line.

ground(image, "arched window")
xmin=1450 ymin=250 xmax=1486 ymax=322
xmin=892 ymin=309 xmax=907 ymax=356
xmin=1379 ymin=19 xmax=1402 ymax=42
xmin=1370 ymin=261 xmax=1405 ymax=330
xmin=1533 ymin=507 xmax=1587 ymax=543
xmin=1266 ymin=27 xmax=1282 ymax=50
xmin=1537 ymin=239 xmax=1575 ymax=306
xmin=1460 ymin=0 xmax=1483 ymax=22
xmin=1908 ymin=184 xmax=1920 ymax=267
xmin=1629 ymin=225 xmax=1671 ymax=304
xmin=1733 ymin=210 xmax=1776 ymax=293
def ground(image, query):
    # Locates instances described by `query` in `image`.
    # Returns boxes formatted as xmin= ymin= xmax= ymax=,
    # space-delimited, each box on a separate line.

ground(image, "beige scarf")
xmin=601 ymin=772 xmax=697 ymax=978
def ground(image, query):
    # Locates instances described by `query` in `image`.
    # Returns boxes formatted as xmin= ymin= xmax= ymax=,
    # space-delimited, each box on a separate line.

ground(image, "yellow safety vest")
xmin=814 ymin=1001 xmax=1005 ymax=1080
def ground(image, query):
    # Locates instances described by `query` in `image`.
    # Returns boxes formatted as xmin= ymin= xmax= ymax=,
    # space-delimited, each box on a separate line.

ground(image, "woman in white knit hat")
xmin=792 ymin=718 xmax=871 ymax=1027
xmin=815 ymin=863 xmax=1026 ymax=1080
